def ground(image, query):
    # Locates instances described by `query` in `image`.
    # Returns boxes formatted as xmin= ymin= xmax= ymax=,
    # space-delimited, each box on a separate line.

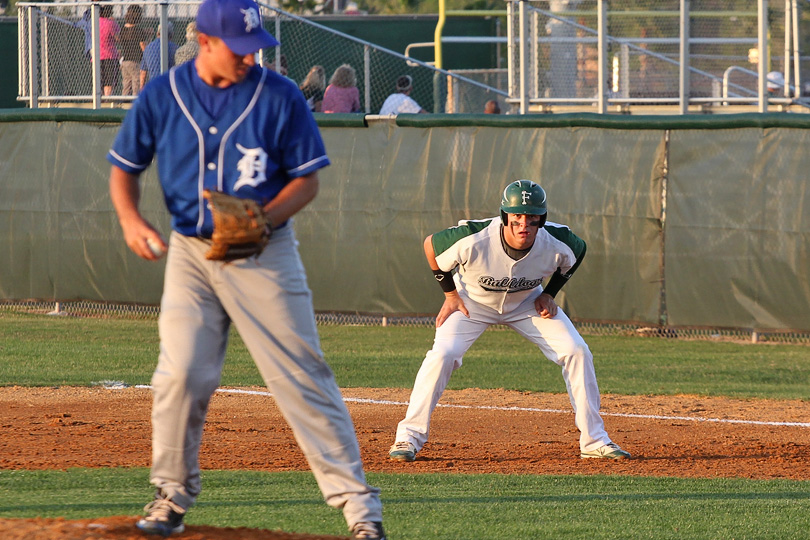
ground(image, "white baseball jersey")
xmin=433 ymin=217 xmax=585 ymax=314
xmin=396 ymin=214 xmax=612 ymax=456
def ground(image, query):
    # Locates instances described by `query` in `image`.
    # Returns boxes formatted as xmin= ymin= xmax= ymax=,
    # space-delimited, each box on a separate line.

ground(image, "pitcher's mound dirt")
xmin=0 ymin=516 xmax=348 ymax=539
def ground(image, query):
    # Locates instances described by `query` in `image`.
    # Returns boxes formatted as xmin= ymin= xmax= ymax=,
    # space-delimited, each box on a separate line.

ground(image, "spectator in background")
xmin=141 ymin=23 xmax=178 ymax=88
xmin=265 ymin=53 xmax=289 ymax=77
xmin=379 ymin=74 xmax=426 ymax=115
xmin=322 ymin=64 xmax=361 ymax=113
xmin=484 ymin=99 xmax=501 ymax=114
xmin=118 ymin=5 xmax=151 ymax=95
xmin=73 ymin=0 xmax=99 ymax=60
xmin=98 ymin=4 xmax=120 ymax=96
xmin=299 ymin=65 xmax=326 ymax=112
xmin=766 ymin=71 xmax=785 ymax=96
xmin=174 ymin=22 xmax=200 ymax=65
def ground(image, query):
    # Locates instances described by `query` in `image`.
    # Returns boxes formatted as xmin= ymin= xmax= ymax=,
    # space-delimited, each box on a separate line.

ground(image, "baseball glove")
xmin=203 ymin=190 xmax=271 ymax=261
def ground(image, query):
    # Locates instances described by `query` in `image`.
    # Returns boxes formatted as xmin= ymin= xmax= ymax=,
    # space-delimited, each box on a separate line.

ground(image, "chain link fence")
xmin=16 ymin=0 xmax=810 ymax=113
xmin=3 ymin=300 xmax=808 ymax=344
xmin=17 ymin=0 xmax=506 ymax=112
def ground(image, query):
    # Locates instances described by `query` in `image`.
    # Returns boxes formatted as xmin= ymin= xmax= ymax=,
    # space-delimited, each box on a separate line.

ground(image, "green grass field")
xmin=1 ymin=310 xmax=809 ymax=539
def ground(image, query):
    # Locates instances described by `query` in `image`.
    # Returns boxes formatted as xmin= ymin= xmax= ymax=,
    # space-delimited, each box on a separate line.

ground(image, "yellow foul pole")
xmin=434 ymin=0 xmax=446 ymax=69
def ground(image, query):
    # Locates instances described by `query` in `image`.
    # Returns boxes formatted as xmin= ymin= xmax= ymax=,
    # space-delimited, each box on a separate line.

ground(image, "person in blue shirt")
xmin=139 ymin=22 xmax=178 ymax=87
xmin=73 ymin=1 xmax=96 ymax=59
xmin=72 ymin=0 xmax=99 ymax=93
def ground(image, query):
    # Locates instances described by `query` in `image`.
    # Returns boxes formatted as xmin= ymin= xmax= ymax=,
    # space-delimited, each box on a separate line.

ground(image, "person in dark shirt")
xmin=118 ymin=5 xmax=151 ymax=95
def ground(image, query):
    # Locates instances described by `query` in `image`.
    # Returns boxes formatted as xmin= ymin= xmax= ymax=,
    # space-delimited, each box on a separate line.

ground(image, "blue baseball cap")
xmin=196 ymin=0 xmax=279 ymax=56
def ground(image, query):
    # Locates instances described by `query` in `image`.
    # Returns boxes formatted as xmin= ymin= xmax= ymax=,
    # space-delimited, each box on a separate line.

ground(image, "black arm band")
xmin=542 ymin=269 xmax=569 ymax=298
xmin=544 ymin=245 xmax=585 ymax=298
xmin=432 ymin=269 xmax=456 ymax=293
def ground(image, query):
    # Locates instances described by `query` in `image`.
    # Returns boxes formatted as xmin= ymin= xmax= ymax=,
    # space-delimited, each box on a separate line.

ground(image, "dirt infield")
xmin=2 ymin=385 xmax=809 ymax=538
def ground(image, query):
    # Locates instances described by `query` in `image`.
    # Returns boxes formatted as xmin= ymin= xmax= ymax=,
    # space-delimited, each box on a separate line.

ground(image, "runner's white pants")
xmin=150 ymin=227 xmax=382 ymax=528
xmin=396 ymin=292 xmax=612 ymax=453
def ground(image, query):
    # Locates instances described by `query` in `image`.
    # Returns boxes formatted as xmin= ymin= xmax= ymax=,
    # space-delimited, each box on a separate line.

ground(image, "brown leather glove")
xmin=203 ymin=190 xmax=271 ymax=261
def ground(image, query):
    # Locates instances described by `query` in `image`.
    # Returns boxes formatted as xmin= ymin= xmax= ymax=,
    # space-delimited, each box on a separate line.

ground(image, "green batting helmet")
xmin=500 ymin=180 xmax=547 ymax=224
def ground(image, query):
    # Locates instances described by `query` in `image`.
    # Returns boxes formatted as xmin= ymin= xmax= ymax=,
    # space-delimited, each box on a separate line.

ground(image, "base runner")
xmin=389 ymin=180 xmax=630 ymax=463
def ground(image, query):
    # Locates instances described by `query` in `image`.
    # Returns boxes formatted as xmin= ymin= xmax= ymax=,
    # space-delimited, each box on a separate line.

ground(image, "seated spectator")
xmin=322 ymin=64 xmax=361 ymax=113
xmin=300 ymin=65 xmax=326 ymax=112
xmin=265 ymin=53 xmax=289 ymax=77
xmin=484 ymin=99 xmax=501 ymax=114
xmin=174 ymin=21 xmax=199 ymax=65
xmin=140 ymin=22 xmax=178 ymax=88
xmin=766 ymin=71 xmax=785 ymax=96
xmin=379 ymin=75 xmax=426 ymax=115
xmin=264 ymin=53 xmax=295 ymax=83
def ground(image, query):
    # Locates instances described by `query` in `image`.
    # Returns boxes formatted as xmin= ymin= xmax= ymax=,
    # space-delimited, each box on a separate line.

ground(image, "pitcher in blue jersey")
xmin=107 ymin=0 xmax=384 ymax=537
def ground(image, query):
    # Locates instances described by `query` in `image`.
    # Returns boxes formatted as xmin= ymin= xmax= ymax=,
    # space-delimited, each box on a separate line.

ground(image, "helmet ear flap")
xmin=536 ymin=213 xmax=547 ymax=228
xmin=500 ymin=209 xmax=507 ymax=226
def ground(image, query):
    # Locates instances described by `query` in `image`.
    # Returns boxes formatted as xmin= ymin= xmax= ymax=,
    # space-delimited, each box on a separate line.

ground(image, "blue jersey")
xmin=107 ymin=62 xmax=330 ymax=237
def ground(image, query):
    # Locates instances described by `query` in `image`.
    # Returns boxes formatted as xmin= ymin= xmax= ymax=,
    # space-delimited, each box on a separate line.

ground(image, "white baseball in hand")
xmin=147 ymin=237 xmax=167 ymax=258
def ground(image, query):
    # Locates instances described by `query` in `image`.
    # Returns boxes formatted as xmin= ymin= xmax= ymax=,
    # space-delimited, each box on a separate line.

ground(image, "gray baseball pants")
xmin=149 ymin=227 xmax=382 ymax=528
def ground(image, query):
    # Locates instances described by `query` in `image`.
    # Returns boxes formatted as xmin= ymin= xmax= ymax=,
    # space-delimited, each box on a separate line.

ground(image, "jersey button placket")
xmin=203 ymin=125 xmax=223 ymax=192
xmin=204 ymin=126 xmax=219 ymax=171
xmin=500 ymin=264 xmax=515 ymax=313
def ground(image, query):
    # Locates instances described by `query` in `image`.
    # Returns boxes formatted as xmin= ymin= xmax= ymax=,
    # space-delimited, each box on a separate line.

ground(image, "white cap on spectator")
xmin=766 ymin=71 xmax=784 ymax=91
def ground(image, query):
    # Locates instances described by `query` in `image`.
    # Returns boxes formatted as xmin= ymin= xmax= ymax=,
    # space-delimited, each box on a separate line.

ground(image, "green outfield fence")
xmin=1 ymin=111 xmax=809 ymax=343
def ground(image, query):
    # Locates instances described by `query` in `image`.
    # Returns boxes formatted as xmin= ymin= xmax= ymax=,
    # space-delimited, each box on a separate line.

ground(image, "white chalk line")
xmin=127 ymin=384 xmax=810 ymax=429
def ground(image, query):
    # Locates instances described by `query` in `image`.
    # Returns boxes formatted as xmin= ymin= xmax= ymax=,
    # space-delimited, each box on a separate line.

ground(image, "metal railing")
xmin=507 ymin=0 xmax=809 ymax=114
xmin=16 ymin=0 xmax=810 ymax=114
xmin=18 ymin=0 xmax=507 ymax=111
